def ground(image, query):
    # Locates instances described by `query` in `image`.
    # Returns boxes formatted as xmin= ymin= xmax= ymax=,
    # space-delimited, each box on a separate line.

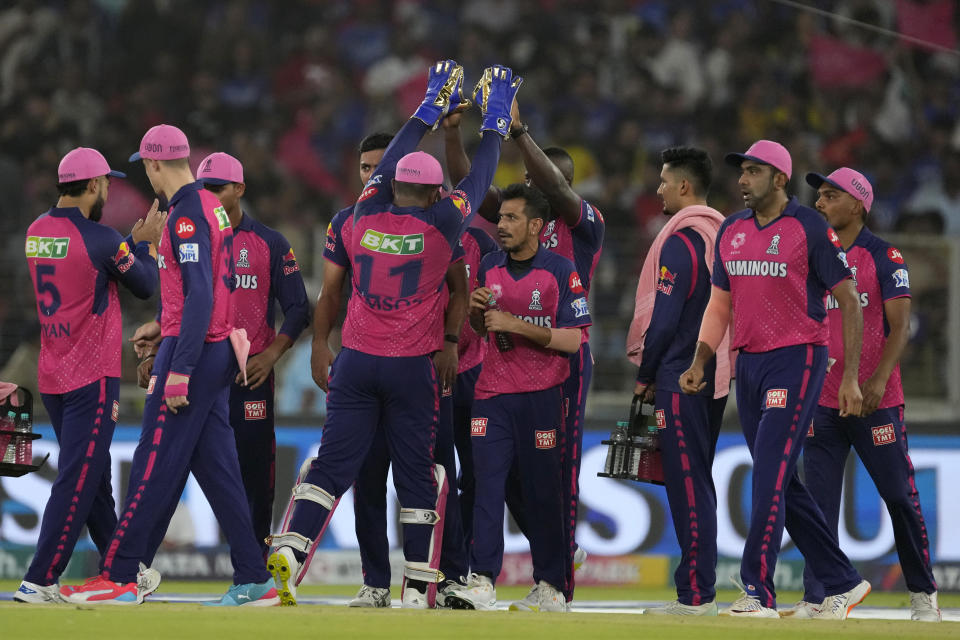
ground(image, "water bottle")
xmin=17 ymin=411 xmax=31 ymax=434
xmin=1 ymin=411 xmax=14 ymax=463
xmin=603 ymin=420 xmax=629 ymax=475
xmin=612 ymin=420 xmax=629 ymax=476
xmin=15 ymin=412 xmax=32 ymax=465
xmin=487 ymin=295 xmax=514 ymax=352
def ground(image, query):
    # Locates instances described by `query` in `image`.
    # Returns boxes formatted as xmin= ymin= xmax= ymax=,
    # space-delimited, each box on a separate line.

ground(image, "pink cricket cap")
xmin=58 ymin=147 xmax=126 ymax=182
xmin=197 ymin=152 xmax=244 ymax=185
xmin=725 ymin=139 xmax=792 ymax=179
xmin=806 ymin=167 xmax=873 ymax=212
xmin=129 ymin=124 xmax=191 ymax=162
xmin=395 ymin=151 xmax=443 ymax=185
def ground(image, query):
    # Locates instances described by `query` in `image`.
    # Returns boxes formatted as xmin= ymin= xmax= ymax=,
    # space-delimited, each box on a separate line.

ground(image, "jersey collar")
xmin=168 ymin=181 xmax=204 ymax=208
xmin=236 ymin=211 xmax=255 ymax=232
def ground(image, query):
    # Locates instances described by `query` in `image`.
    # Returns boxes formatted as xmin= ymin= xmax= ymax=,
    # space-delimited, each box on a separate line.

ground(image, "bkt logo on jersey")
xmin=360 ymin=230 xmax=424 ymax=255
xmin=25 ymin=236 xmax=70 ymax=259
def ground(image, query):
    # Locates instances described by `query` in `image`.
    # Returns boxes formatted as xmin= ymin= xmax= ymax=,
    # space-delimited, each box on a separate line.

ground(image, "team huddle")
xmin=16 ymin=60 xmax=940 ymax=621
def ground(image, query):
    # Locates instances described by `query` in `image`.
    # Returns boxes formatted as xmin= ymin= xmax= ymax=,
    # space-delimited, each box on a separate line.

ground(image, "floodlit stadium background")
xmin=0 ymin=0 xmax=958 ymax=591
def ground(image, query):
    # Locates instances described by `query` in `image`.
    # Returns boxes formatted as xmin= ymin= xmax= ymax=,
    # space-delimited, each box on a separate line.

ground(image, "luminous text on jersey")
xmin=724 ymin=260 xmax=788 ymax=278
xmin=360 ymin=230 xmax=424 ymax=255
xmin=25 ymin=236 xmax=70 ymax=259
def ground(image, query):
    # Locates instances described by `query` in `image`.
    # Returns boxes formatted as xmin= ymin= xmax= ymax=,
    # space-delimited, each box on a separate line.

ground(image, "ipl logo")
xmin=236 ymin=247 xmax=250 ymax=268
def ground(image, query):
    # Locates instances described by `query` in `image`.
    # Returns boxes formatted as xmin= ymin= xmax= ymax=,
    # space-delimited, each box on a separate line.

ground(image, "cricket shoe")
xmin=138 ymin=562 xmax=161 ymax=599
xmin=436 ymin=578 xmax=468 ymax=609
xmin=724 ymin=577 xmax=778 ymax=618
xmin=349 ymin=585 xmax=391 ymax=608
xmin=536 ymin=581 xmax=568 ymax=612
xmin=401 ymin=585 xmax=430 ymax=609
xmin=573 ymin=546 xmax=587 ymax=571
xmin=13 ymin=580 xmax=64 ymax=604
xmin=267 ymin=546 xmax=301 ymax=606
xmin=910 ymin=591 xmax=941 ymax=622
xmin=509 ymin=584 xmax=540 ymax=612
xmin=645 ymin=600 xmax=718 ymax=616
xmin=61 ymin=575 xmax=142 ymax=605
xmin=816 ymin=579 xmax=870 ymax=620
xmin=204 ymin=580 xmax=280 ymax=607
xmin=443 ymin=573 xmax=496 ymax=611
xmin=779 ymin=600 xmax=821 ymax=618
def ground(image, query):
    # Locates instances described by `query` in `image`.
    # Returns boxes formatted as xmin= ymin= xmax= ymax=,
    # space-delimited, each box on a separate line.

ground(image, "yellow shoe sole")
xmin=267 ymin=552 xmax=297 ymax=606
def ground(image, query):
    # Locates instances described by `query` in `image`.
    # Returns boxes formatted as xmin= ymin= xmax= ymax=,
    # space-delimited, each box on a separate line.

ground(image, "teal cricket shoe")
xmin=204 ymin=580 xmax=281 ymax=607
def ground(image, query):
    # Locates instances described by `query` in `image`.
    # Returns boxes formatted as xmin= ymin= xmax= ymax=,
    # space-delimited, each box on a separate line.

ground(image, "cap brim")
xmin=725 ymin=152 xmax=775 ymax=170
xmin=805 ymin=172 xmax=842 ymax=192
xmin=199 ymin=178 xmax=233 ymax=185
xmin=128 ymin=152 xmax=143 ymax=162
xmin=108 ymin=170 xmax=127 ymax=179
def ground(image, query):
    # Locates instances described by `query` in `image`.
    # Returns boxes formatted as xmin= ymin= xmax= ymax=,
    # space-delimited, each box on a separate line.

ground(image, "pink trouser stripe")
xmin=673 ymin=392 xmax=701 ymax=605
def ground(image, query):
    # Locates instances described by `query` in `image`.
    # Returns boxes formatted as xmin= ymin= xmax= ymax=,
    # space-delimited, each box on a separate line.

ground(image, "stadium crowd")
xmin=1 ymin=0 xmax=958 ymax=403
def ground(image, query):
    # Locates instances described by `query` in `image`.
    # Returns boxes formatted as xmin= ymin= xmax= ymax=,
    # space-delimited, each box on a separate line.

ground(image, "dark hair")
xmin=56 ymin=179 xmax=92 ymax=197
xmin=502 ymin=183 xmax=550 ymax=221
xmin=661 ymin=146 xmax=713 ymax=197
xmin=393 ymin=181 xmax=438 ymax=200
xmin=359 ymin=132 xmax=393 ymax=156
xmin=543 ymin=146 xmax=575 ymax=183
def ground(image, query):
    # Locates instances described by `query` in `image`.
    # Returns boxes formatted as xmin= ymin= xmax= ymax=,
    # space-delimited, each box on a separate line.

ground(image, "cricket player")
xmin=680 ymin=140 xmax=870 ymax=618
xmin=444 ymin=102 xmax=603 ymax=605
xmin=198 ymin=151 xmax=310 ymax=559
xmin=268 ymin=61 xmax=519 ymax=609
xmin=445 ymin=183 xmax=590 ymax=613
xmin=16 ymin=148 xmax=163 ymax=603
xmin=627 ymin=147 xmax=728 ymax=616
xmin=786 ymin=168 xmax=940 ymax=622
xmin=62 ymin=125 xmax=278 ymax=606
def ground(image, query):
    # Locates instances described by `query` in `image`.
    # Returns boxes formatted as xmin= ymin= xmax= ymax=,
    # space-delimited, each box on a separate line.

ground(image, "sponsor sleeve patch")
xmin=887 ymin=247 xmax=905 ymax=264
xmin=175 ymin=217 xmax=196 ymax=239
xmin=569 ymin=271 xmax=584 ymax=294
xmin=892 ymin=268 xmax=909 ymax=288
xmin=178 ymin=243 xmax=199 ymax=263
xmin=450 ymin=191 xmax=471 ymax=218
xmin=571 ymin=297 xmax=589 ymax=318
xmin=828 ymin=228 xmax=842 ymax=249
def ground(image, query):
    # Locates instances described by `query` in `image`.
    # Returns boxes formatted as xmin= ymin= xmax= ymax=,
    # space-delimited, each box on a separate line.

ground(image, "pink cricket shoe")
xmin=60 ymin=575 xmax=142 ymax=605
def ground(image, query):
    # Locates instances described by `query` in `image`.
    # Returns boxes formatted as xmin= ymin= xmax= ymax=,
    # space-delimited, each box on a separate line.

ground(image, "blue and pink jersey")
xmin=26 ymin=208 xmax=157 ymax=394
xmin=820 ymin=228 xmax=909 ymax=409
xmin=339 ymin=118 xmax=500 ymax=357
xmin=712 ymin=198 xmax=852 ymax=352
xmin=474 ymin=248 xmax=592 ymax=399
xmin=157 ymin=183 xmax=235 ymax=378
xmin=231 ymin=213 xmax=309 ymax=354
xmin=458 ymin=227 xmax=498 ymax=373
xmin=539 ymin=199 xmax=604 ymax=339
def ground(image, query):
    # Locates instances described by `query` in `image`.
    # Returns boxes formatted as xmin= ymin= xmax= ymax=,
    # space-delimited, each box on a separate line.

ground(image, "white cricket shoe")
xmin=910 ymin=591 xmax=941 ymax=622
xmin=13 ymin=580 xmax=64 ymax=604
xmin=645 ymin=599 xmax=718 ymax=616
xmin=816 ymin=579 xmax=871 ymax=620
xmin=444 ymin=573 xmax=496 ymax=610
xmin=401 ymin=585 xmax=429 ymax=609
xmin=267 ymin=546 xmax=301 ymax=606
xmin=573 ymin=546 xmax=587 ymax=571
xmin=349 ymin=584 xmax=391 ymax=608
xmin=137 ymin=563 xmax=161 ymax=599
xmin=436 ymin=578 xmax=466 ymax=609
xmin=779 ymin=600 xmax=821 ymax=618
xmin=509 ymin=584 xmax=540 ymax=612
xmin=536 ymin=581 xmax=567 ymax=612
xmin=724 ymin=578 xmax=778 ymax=618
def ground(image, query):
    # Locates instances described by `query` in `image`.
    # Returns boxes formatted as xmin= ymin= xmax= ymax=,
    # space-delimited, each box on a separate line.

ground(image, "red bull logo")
xmin=113 ymin=242 xmax=131 ymax=263
xmin=450 ymin=193 xmax=471 ymax=218
xmin=284 ymin=248 xmax=297 ymax=263
xmin=657 ymin=266 xmax=676 ymax=295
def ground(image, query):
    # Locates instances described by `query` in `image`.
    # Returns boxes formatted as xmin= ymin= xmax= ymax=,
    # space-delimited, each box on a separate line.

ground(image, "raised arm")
xmin=443 ymin=111 xmax=502 ymax=223
xmin=510 ymin=110 xmax=581 ymax=225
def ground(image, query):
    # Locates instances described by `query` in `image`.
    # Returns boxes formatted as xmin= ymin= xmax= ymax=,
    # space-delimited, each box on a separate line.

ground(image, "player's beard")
xmin=89 ymin=194 xmax=105 ymax=222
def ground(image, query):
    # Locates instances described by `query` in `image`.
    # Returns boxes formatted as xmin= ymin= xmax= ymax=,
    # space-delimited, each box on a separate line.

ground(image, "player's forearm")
xmin=312 ymin=293 xmax=340 ymax=347
xmin=380 ymin=118 xmax=432 ymax=178
xmin=690 ymin=341 xmax=716 ymax=371
xmin=444 ymin=125 xmax=471 ymax=186
xmin=455 ymin=132 xmax=502 ymax=218
xmin=444 ymin=269 xmax=468 ymax=336
xmin=872 ymin=323 xmax=908 ymax=383
xmin=835 ymin=284 xmax=864 ymax=382
xmin=262 ymin=333 xmax=294 ymax=361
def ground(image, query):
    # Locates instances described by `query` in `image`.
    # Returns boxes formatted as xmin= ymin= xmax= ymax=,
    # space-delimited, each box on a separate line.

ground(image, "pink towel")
xmin=0 ymin=382 xmax=19 ymax=406
xmin=229 ymin=328 xmax=251 ymax=386
xmin=626 ymin=205 xmax=733 ymax=398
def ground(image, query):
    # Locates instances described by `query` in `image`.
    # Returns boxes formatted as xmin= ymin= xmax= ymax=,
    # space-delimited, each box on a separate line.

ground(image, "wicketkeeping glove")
xmin=412 ymin=60 xmax=466 ymax=129
xmin=473 ymin=65 xmax=523 ymax=138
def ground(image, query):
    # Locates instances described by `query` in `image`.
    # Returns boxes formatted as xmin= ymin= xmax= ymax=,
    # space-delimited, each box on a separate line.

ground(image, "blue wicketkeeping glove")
xmin=473 ymin=65 xmax=523 ymax=138
xmin=412 ymin=60 xmax=466 ymax=129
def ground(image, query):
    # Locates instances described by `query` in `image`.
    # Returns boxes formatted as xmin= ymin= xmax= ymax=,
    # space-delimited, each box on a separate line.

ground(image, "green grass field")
xmin=2 ymin=581 xmax=957 ymax=639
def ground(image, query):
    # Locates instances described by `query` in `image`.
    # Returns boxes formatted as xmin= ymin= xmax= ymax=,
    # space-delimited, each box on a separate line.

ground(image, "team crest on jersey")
xmin=178 ymin=243 xmax=199 ymax=263
xmin=887 ymin=247 xmax=904 ymax=264
xmin=850 ymin=266 xmax=858 ymax=287
xmin=571 ymin=297 xmax=589 ymax=318
xmin=545 ymin=220 xmax=556 ymax=236
xmin=111 ymin=401 xmax=119 ymax=423
xmin=175 ymin=217 xmax=195 ymax=239
xmin=244 ymin=400 xmax=267 ymax=420
xmin=765 ymin=388 xmax=788 ymax=409
xmin=730 ymin=232 xmax=746 ymax=251
xmin=766 ymin=233 xmax=781 ymax=255
xmin=529 ymin=288 xmax=543 ymax=310
xmin=893 ymin=268 xmax=909 ymax=288
xmin=146 ymin=375 xmax=156 ymax=395
xmin=655 ymin=409 xmax=666 ymax=429
xmin=471 ymin=418 xmax=487 ymax=437
xmin=872 ymin=424 xmax=896 ymax=446
xmin=236 ymin=247 xmax=250 ymax=268
xmin=535 ymin=429 xmax=557 ymax=449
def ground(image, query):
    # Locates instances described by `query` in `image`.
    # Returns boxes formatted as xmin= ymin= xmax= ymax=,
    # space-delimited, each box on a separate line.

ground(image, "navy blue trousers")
xmin=801 ymin=405 xmax=937 ymax=601
xmin=27 ymin=377 xmax=119 ymax=585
